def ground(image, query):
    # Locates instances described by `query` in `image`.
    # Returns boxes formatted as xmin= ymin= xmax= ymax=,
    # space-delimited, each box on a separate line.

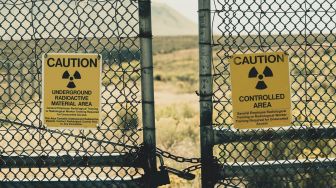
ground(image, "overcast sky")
xmin=2 ymin=0 xmax=332 ymax=39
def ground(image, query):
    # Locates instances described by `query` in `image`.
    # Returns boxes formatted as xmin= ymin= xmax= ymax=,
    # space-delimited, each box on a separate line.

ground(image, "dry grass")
xmin=154 ymin=49 xmax=199 ymax=93
xmin=1 ymin=39 xmax=336 ymax=187
xmin=153 ymin=48 xmax=201 ymax=187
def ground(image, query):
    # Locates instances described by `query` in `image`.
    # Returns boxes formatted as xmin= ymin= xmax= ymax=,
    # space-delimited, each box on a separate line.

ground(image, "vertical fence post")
xmin=199 ymin=0 xmax=215 ymax=187
xmin=139 ymin=0 xmax=157 ymax=187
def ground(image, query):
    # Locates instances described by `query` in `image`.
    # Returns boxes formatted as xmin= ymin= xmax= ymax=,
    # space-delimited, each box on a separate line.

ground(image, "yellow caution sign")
xmin=42 ymin=53 xmax=102 ymax=129
xmin=230 ymin=52 xmax=291 ymax=129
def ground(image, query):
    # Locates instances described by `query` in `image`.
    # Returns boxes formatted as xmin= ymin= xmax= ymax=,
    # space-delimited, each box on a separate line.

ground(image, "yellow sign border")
xmin=42 ymin=53 xmax=102 ymax=129
xmin=229 ymin=51 xmax=292 ymax=129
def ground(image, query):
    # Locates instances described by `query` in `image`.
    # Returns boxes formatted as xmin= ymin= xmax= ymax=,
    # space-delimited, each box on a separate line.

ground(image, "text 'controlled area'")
xmin=239 ymin=94 xmax=285 ymax=108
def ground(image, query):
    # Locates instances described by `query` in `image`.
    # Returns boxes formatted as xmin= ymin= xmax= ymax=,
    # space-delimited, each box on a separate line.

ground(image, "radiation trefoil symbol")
xmin=248 ymin=66 xmax=273 ymax=90
xmin=62 ymin=70 xmax=81 ymax=89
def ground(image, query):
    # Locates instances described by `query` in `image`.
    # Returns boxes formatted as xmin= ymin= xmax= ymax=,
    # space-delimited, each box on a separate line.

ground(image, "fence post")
xmin=139 ymin=0 xmax=157 ymax=187
xmin=199 ymin=0 xmax=215 ymax=187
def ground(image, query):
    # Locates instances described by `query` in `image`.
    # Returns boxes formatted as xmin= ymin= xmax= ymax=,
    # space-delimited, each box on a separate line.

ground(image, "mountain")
xmin=151 ymin=3 xmax=198 ymax=36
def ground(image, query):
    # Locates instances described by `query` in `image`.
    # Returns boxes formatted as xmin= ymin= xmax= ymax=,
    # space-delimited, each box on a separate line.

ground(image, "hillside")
xmin=152 ymin=3 xmax=198 ymax=36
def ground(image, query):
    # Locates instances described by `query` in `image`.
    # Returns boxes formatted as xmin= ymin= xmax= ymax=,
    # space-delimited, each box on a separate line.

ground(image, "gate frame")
xmin=198 ymin=0 xmax=216 ymax=187
xmin=198 ymin=1 xmax=336 ymax=187
xmin=0 ymin=0 xmax=157 ymax=187
xmin=139 ymin=0 xmax=158 ymax=187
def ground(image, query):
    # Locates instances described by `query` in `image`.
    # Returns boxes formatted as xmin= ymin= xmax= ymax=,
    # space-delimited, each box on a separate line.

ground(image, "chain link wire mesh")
xmin=0 ymin=0 xmax=145 ymax=185
xmin=211 ymin=0 xmax=336 ymax=187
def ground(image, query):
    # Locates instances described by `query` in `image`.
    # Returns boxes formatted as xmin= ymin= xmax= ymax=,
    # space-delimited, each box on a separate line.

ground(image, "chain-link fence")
xmin=6 ymin=0 xmax=336 ymax=187
xmin=0 ymin=0 xmax=155 ymax=186
xmin=199 ymin=0 xmax=336 ymax=187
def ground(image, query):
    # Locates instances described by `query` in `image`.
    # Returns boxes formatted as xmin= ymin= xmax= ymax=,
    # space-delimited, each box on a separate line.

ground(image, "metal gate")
xmin=0 ymin=0 xmax=157 ymax=187
xmin=199 ymin=0 xmax=336 ymax=187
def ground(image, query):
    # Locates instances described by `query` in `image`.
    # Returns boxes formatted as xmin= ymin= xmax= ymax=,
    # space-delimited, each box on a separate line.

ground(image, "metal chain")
xmin=156 ymin=147 xmax=201 ymax=164
xmin=182 ymin=164 xmax=202 ymax=173
xmin=154 ymin=147 xmax=203 ymax=181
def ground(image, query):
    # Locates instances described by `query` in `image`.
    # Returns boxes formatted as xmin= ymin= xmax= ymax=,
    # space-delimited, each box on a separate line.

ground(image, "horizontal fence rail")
xmin=0 ymin=179 xmax=143 ymax=188
xmin=0 ymin=153 xmax=142 ymax=168
xmin=221 ymin=158 xmax=336 ymax=178
xmin=214 ymin=127 xmax=336 ymax=144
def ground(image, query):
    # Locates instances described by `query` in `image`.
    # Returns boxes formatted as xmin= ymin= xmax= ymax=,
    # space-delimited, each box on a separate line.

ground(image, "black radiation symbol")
xmin=62 ymin=71 xmax=81 ymax=89
xmin=248 ymin=66 xmax=273 ymax=90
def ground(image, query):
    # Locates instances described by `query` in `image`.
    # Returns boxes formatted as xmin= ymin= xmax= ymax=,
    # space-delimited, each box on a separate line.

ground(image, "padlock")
xmin=153 ymin=167 xmax=170 ymax=186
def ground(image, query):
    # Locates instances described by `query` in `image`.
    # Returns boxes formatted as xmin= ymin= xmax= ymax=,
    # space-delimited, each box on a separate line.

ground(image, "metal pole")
xmin=199 ymin=0 xmax=215 ymax=187
xmin=139 ymin=1 xmax=157 ymax=187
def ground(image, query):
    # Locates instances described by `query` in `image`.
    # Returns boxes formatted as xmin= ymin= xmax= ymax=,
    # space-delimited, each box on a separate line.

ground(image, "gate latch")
xmin=162 ymin=166 xmax=196 ymax=180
